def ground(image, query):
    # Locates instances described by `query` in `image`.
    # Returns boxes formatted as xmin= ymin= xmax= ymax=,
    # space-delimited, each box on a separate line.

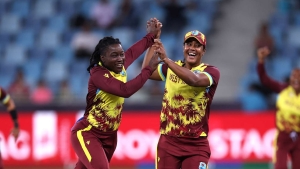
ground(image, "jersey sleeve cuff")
xmin=202 ymin=72 xmax=213 ymax=86
xmin=158 ymin=64 xmax=166 ymax=81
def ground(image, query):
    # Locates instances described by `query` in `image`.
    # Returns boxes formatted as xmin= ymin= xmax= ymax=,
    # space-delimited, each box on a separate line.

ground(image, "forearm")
xmin=258 ymin=57 xmax=265 ymax=64
xmin=257 ymin=63 xmax=273 ymax=86
xmin=257 ymin=63 xmax=285 ymax=92
xmin=119 ymin=67 xmax=153 ymax=97
xmin=142 ymin=46 xmax=155 ymax=69
xmin=7 ymin=99 xmax=19 ymax=128
xmin=141 ymin=46 xmax=163 ymax=80
xmin=124 ymin=33 xmax=155 ymax=69
xmin=101 ymin=67 xmax=153 ymax=98
xmin=163 ymin=59 xmax=207 ymax=86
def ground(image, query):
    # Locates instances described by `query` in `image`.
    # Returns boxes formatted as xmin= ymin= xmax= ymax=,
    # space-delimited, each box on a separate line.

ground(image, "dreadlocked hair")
xmin=87 ymin=36 xmax=121 ymax=73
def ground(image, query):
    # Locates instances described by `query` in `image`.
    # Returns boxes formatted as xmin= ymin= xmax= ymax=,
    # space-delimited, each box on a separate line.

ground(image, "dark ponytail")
xmin=87 ymin=36 xmax=121 ymax=72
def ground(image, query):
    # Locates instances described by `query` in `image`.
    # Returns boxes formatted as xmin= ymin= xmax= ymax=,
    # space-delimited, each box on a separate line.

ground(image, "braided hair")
xmin=87 ymin=36 xmax=121 ymax=73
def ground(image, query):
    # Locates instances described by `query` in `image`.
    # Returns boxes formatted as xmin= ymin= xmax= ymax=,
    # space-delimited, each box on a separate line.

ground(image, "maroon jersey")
xmin=257 ymin=63 xmax=288 ymax=92
xmin=257 ymin=63 xmax=300 ymax=133
xmin=83 ymin=33 xmax=155 ymax=132
xmin=157 ymin=61 xmax=220 ymax=138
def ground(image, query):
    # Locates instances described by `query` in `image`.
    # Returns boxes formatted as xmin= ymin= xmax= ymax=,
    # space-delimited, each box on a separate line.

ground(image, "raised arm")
xmin=92 ymin=52 xmax=162 ymax=98
xmin=142 ymin=45 xmax=164 ymax=80
xmin=124 ymin=18 xmax=162 ymax=69
xmin=124 ymin=33 xmax=155 ymax=69
xmin=142 ymin=18 xmax=163 ymax=80
xmin=256 ymin=47 xmax=287 ymax=93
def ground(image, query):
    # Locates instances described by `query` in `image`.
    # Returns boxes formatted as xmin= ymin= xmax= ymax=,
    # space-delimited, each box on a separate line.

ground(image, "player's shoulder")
xmin=91 ymin=65 xmax=108 ymax=73
xmin=202 ymin=63 xmax=220 ymax=80
xmin=203 ymin=63 xmax=219 ymax=71
xmin=90 ymin=66 xmax=111 ymax=77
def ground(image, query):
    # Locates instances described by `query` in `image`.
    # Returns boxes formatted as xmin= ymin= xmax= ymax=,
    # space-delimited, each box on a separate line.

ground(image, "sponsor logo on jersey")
xmin=199 ymin=162 xmax=206 ymax=169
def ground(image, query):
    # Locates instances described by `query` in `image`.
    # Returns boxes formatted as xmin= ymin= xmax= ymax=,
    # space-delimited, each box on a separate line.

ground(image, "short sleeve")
xmin=202 ymin=72 xmax=213 ymax=86
xmin=203 ymin=66 xmax=220 ymax=86
xmin=158 ymin=63 xmax=168 ymax=81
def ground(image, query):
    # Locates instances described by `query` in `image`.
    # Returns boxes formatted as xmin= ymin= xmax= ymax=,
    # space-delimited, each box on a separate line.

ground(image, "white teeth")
xmin=189 ymin=53 xmax=196 ymax=56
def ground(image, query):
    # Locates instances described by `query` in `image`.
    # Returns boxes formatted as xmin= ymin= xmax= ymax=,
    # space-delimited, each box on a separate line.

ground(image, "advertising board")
xmin=0 ymin=111 xmax=275 ymax=167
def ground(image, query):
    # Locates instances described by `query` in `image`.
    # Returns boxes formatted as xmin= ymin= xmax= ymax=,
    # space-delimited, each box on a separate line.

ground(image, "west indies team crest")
xmin=120 ymin=70 xmax=126 ymax=76
xmin=191 ymin=30 xmax=200 ymax=35
xmin=199 ymin=162 xmax=207 ymax=169
xmin=191 ymin=30 xmax=205 ymax=42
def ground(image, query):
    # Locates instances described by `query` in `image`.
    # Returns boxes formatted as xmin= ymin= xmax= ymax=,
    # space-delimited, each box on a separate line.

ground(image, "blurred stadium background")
xmin=0 ymin=0 xmax=299 ymax=168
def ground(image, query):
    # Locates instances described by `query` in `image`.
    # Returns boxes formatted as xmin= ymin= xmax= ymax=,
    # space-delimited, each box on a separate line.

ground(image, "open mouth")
xmin=187 ymin=52 xmax=197 ymax=59
xmin=188 ymin=52 xmax=196 ymax=56
xmin=116 ymin=63 xmax=123 ymax=68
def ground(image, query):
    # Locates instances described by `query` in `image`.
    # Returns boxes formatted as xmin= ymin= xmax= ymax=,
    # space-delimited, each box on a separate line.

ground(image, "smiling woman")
xmin=142 ymin=20 xmax=220 ymax=169
xmin=70 ymin=18 xmax=162 ymax=169
xmin=88 ymin=37 xmax=125 ymax=74
xmin=100 ymin=43 xmax=125 ymax=72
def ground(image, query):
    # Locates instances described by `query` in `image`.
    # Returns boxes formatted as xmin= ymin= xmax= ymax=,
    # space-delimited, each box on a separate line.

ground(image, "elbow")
xmin=259 ymin=77 xmax=266 ymax=84
xmin=185 ymin=81 xmax=195 ymax=86
xmin=124 ymin=94 xmax=133 ymax=98
xmin=185 ymin=79 xmax=209 ymax=87
xmin=260 ymin=80 xmax=268 ymax=86
xmin=120 ymin=92 xmax=133 ymax=98
xmin=118 ymin=86 xmax=137 ymax=98
xmin=186 ymin=82 xmax=199 ymax=87
xmin=185 ymin=78 xmax=198 ymax=87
